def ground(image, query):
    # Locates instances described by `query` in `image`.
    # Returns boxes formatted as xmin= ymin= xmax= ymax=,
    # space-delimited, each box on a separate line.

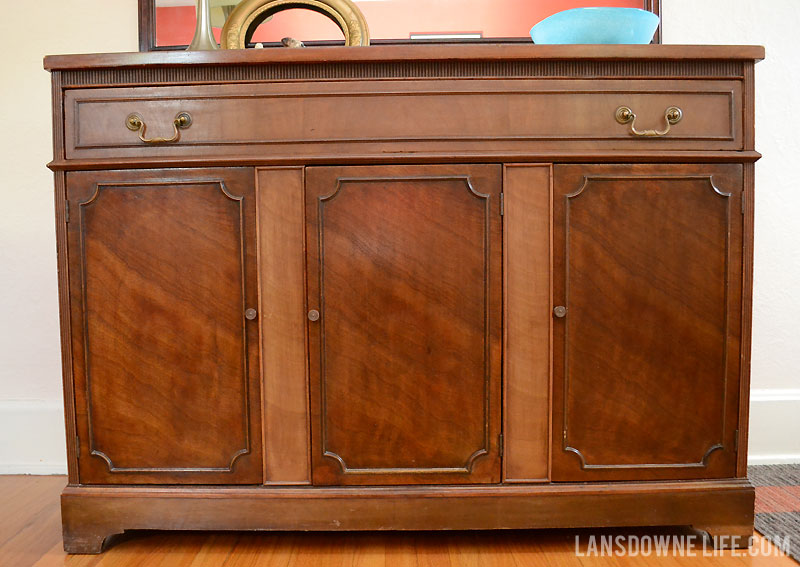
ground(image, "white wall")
xmin=0 ymin=2 xmax=138 ymax=473
xmin=0 ymin=1 xmax=797 ymax=473
xmin=664 ymin=0 xmax=800 ymax=464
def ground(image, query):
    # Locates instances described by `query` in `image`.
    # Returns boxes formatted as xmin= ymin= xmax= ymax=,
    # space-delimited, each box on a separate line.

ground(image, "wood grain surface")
xmin=58 ymin=479 xmax=755 ymax=552
xmin=66 ymin=168 xmax=262 ymax=484
xmin=503 ymin=164 xmax=552 ymax=483
xmin=257 ymin=167 xmax=311 ymax=485
xmin=552 ymin=164 xmax=743 ymax=481
xmin=305 ymin=165 xmax=502 ymax=485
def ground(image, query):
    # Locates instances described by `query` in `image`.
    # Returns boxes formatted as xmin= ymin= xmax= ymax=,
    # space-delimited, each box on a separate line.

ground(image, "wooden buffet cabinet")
xmin=45 ymin=44 xmax=763 ymax=553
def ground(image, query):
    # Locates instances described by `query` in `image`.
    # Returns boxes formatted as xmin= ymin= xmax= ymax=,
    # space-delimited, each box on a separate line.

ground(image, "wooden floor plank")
xmin=0 ymin=476 xmax=65 ymax=567
xmin=225 ymin=532 xmax=296 ymax=567
xmin=0 ymin=476 xmax=65 ymax=547
xmin=416 ymin=533 xmax=453 ymax=567
xmin=383 ymin=534 xmax=417 ymax=567
xmin=187 ymin=533 xmax=240 ymax=567
xmin=2 ymin=476 xmax=796 ymax=567
xmin=507 ymin=531 xmax=580 ymax=567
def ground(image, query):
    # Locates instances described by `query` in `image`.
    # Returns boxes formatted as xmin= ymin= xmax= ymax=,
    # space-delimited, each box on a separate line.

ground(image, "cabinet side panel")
xmin=503 ymin=164 xmax=552 ymax=483
xmin=737 ymin=161 xmax=754 ymax=477
xmin=256 ymin=167 xmax=311 ymax=484
xmin=55 ymin=169 xmax=79 ymax=484
xmin=737 ymin=61 xmax=755 ymax=477
xmin=52 ymin=71 xmax=79 ymax=484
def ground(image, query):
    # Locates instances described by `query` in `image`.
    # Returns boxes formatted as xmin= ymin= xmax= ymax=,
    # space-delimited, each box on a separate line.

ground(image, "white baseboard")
xmin=747 ymin=454 xmax=800 ymax=465
xmin=747 ymin=389 xmax=800 ymax=465
xmin=1 ymin=390 xmax=798 ymax=474
xmin=0 ymin=400 xmax=67 ymax=475
xmin=0 ymin=463 xmax=68 ymax=475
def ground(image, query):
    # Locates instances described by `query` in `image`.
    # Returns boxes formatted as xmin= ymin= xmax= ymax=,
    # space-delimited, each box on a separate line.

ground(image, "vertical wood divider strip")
xmin=503 ymin=164 xmax=552 ymax=483
xmin=256 ymin=166 xmax=312 ymax=485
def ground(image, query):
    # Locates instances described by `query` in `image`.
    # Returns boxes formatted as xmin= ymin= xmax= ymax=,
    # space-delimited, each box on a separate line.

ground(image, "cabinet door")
xmin=67 ymin=168 xmax=262 ymax=484
xmin=552 ymin=164 xmax=743 ymax=481
xmin=306 ymin=165 xmax=502 ymax=485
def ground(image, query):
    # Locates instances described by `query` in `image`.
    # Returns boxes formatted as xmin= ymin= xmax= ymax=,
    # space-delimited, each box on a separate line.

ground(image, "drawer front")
xmin=64 ymin=79 xmax=742 ymax=160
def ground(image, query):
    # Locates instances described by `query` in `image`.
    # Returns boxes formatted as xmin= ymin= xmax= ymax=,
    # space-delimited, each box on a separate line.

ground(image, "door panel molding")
xmin=77 ymin=179 xmax=252 ymax=474
xmin=563 ymin=175 xmax=731 ymax=471
xmin=317 ymin=176 xmax=491 ymax=476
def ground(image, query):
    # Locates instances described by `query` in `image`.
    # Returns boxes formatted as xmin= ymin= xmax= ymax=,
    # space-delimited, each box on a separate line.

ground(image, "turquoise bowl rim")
xmin=529 ymin=7 xmax=660 ymax=45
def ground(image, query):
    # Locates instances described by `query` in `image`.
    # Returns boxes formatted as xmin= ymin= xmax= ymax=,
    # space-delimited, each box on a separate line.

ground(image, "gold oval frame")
xmin=220 ymin=0 xmax=370 ymax=48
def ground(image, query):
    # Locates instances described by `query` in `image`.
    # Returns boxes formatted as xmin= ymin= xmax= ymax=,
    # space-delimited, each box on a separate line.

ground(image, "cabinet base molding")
xmin=61 ymin=480 xmax=754 ymax=554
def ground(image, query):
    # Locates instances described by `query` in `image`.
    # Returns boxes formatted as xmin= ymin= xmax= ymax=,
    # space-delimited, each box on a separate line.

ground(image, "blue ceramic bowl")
xmin=530 ymin=7 xmax=659 ymax=45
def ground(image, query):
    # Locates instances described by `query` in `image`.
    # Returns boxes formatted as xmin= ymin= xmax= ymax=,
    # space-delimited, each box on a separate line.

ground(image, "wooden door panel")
xmin=67 ymin=168 xmax=262 ymax=484
xmin=306 ymin=165 xmax=502 ymax=485
xmin=552 ymin=164 xmax=742 ymax=481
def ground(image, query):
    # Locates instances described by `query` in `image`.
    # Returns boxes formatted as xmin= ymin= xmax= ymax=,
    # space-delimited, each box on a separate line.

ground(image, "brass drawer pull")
xmin=125 ymin=112 xmax=192 ymax=144
xmin=615 ymin=106 xmax=682 ymax=137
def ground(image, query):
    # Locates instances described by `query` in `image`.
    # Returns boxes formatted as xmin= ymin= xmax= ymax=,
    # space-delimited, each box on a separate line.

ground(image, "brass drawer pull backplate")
xmin=126 ymin=112 xmax=192 ymax=144
xmin=615 ymin=106 xmax=682 ymax=137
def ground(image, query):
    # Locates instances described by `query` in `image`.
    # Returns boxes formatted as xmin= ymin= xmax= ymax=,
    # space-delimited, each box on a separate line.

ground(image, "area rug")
xmin=749 ymin=464 xmax=800 ymax=562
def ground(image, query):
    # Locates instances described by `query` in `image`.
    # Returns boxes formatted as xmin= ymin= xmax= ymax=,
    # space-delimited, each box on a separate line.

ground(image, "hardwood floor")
xmin=0 ymin=475 xmax=794 ymax=567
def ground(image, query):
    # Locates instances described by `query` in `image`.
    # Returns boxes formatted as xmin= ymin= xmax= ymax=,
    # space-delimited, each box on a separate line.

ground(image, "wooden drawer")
xmin=64 ymin=79 xmax=742 ymax=161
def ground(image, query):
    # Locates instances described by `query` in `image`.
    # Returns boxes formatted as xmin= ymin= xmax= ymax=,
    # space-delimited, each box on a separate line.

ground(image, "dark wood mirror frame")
xmin=137 ymin=0 xmax=661 ymax=51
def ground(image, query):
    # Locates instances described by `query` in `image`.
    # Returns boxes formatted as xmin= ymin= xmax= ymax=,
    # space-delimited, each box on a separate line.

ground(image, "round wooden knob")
xmin=245 ymin=308 xmax=258 ymax=320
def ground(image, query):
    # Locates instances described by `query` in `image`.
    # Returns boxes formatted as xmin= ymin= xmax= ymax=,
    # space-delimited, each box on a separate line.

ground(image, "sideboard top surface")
xmin=43 ymin=44 xmax=765 ymax=72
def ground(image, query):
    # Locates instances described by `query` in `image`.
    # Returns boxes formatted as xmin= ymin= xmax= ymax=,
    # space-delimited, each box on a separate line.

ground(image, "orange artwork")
xmin=156 ymin=0 xmax=644 ymax=47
